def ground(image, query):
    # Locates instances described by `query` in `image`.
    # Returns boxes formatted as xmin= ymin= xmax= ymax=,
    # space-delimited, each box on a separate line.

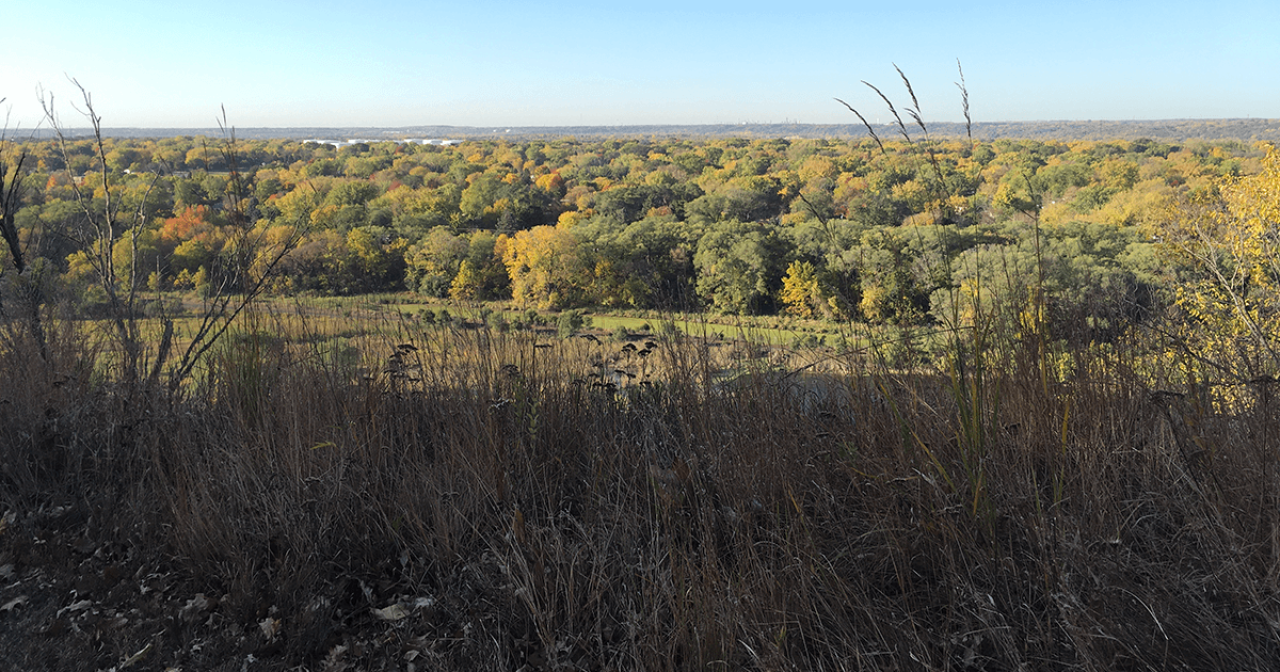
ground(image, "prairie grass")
xmin=3 ymin=299 xmax=1279 ymax=670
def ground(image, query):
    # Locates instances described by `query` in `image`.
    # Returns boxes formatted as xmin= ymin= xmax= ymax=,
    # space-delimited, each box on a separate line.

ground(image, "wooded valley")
xmin=5 ymin=121 xmax=1280 ymax=670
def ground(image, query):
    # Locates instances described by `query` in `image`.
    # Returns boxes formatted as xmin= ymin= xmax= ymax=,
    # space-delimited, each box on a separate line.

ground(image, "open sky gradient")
xmin=3 ymin=0 xmax=1278 ymax=129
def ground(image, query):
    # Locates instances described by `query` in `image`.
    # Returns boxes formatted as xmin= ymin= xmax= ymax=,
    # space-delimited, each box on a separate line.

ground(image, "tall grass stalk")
xmin=5 ymin=297 xmax=1279 ymax=669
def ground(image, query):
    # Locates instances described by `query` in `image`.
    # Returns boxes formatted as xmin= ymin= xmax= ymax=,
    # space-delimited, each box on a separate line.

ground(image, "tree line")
xmin=1 ymin=131 xmax=1272 ymax=337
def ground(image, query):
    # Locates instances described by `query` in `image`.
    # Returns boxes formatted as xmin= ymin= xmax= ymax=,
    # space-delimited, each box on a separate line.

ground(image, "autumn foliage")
xmin=0 ymin=134 xmax=1264 ymax=325
xmin=5 ymin=132 xmax=1280 ymax=670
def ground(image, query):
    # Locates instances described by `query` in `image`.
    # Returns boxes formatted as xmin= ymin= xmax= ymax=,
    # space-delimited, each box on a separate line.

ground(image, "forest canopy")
xmin=1 ymin=133 xmax=1271 ymax=332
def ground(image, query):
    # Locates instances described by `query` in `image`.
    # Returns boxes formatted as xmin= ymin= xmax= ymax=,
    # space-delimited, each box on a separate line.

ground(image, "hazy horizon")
xmin=17 ymin=119 xmax=1278 ymax=147
xmin=5 ymin=1 xmax=1277 ymax=130
xmin=24 ymin=116 xmax=1280 ymax=131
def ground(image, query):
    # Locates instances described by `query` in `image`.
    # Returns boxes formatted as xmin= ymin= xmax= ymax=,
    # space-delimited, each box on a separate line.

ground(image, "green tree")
xmin=459 ymin=173 xmax=505 ymax=228
xmin=693 ymin=220 xmax=788 ymax=314
xmin=407 ymin=226 xmax=468 ymax=297
xmin=856 ymin=228 xmax=928 ymax=324
xmin=449 ymin=231 xmax=509 ymax=301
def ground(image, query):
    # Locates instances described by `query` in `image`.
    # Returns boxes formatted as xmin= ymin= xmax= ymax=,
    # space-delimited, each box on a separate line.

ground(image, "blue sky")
xmin=3 ymin=0 xmax=1277 ymax=129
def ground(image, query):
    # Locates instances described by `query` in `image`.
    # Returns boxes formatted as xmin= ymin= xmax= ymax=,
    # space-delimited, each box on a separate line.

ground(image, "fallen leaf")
xmin=100 ymin=614 xmax=129 ymax=631
xmin=372 ymin=603 xmax=409 ymax=621
xmin=60 ymin=599 xmax=93 ymax=616
xmin=119 ymin=642 xmax=153 ymax=669
xmin=259 ymin=616 xmax=282 ymax=640
xmin=321 ymin=643 xmax=349 ymax=672
xmin=1 ymin=595 xmax=28 ymax=612
xmin=180 ymin=593 xmax=217 ymax=622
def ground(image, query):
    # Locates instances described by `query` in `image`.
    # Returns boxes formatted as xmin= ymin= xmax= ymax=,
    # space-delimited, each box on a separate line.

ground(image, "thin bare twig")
xmin=42 ymin=79 xmax=151 ymax=381
xmin=164 ymin=107 xmax=307 ymax=389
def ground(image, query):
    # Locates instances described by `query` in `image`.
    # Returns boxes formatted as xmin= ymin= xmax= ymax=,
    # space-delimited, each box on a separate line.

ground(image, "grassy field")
xmin=298 ymin=293 xmax=850 ymax=342
xmin=2 ymin=293 xmax=1279 ymax=670
xmin=130 ymin=291 xmax=876 ymax=382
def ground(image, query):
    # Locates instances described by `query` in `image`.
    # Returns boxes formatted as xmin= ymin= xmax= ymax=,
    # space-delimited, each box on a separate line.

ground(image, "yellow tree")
xmin=780 ymin=260 xmax=849 ymax=320
xmin=502 ymin=225 xmax=587 ymax=309
xmin=1160 ymin=144 xmax=1280 ymax=379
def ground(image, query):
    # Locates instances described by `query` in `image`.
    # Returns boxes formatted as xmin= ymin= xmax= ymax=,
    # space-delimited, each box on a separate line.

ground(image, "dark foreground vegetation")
xmin=3 ymin=307 xmax=1280 ymax=671
xmin=4 ymin=77 xmax=1280 ymax=670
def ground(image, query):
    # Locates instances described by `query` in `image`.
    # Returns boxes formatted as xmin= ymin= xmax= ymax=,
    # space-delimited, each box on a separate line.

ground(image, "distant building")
xmin=302 ymin=138 xmax=462 ymax=148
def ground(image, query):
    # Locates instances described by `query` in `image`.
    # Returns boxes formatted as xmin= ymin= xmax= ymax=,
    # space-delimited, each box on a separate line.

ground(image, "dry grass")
xmin=2 ymin=306 xmax=1279 ymax=671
